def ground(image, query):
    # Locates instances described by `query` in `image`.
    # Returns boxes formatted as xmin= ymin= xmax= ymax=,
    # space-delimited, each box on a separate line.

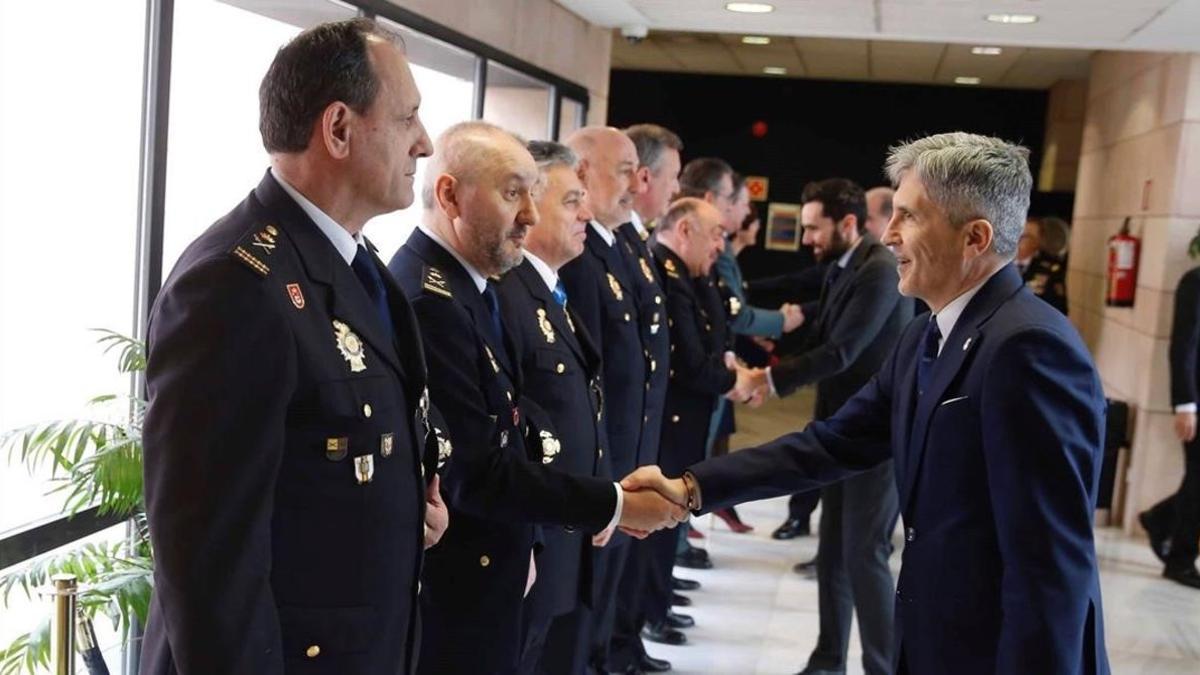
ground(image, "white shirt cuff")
xmin=606 ymin=482 xmax=624 ymax=532
xmin=766 ymin=367 xmax=778 ymax=397
xmin=1176 ymin=403 xmax=1197 ymax=414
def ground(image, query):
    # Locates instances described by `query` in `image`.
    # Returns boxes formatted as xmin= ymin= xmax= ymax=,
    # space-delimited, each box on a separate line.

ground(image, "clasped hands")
xmin=724 ymin=352 xmax=769 ymax=407
xmin=611 ymin=465 xmax=690 ymax=540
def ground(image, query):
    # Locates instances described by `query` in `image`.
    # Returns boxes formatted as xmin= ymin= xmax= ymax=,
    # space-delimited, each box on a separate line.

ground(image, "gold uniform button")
xmin=672 ymin=415 xmax=680 ymax=423
xmin=624 ymin=312 xmax=631 ymax=322
xmin=306 ymin=645 xmax=321 ymax=658
xmin=655 ymin=295 xmax=662 ymax=305
xmin=480 ymin=555 xmax=491 ymax=567
xmin=643 ymin=415 xmax=649 ymax=423
xmin=556 ymin=363 xmax=565 ymax=374
xmin=650 ymin=360 xmax=657 ymax=372
xmin=362 ymin=403 xmax=373 ymax=418
xmin=670 ymin=369 xmax=675 ymax=377
xmin=598 ymin=448 xmax=604 ymax=458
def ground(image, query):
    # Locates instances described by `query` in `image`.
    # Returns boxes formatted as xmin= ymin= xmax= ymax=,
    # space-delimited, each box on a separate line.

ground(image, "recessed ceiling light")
xmin=742 ymin=36 xmax=772 ymax=45
xmin=726 ymin=2 xmax=775 ymax=14
xmin=971 ymin=46 xmax=1003 ymax=55
xmin=955 ymin=76 xmax=982 ymax=85
xmin=986 ymin=13 xmax=1038 ymax=24
xmin=763 ymin=66 xmax=787 ymax=75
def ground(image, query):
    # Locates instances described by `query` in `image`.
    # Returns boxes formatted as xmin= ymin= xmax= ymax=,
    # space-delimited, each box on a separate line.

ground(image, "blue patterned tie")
xmin=350 ymin=245 xmax=394 ymax=335
xmin=915 ymin=317 xmax=942 ymax=398
xmin=552 ymin=280 xmax=569 ymax=308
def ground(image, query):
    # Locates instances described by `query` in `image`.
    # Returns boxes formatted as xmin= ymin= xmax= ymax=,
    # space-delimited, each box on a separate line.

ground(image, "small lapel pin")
xmin=962 ymin=337 xmax=973 ymax=351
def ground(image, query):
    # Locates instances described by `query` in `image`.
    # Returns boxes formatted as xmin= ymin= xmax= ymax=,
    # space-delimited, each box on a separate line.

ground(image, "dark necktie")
xmin=824 ymin=263 xmax=843 ymax=292
xmin=915 ymin=317 xmax=942 ymax=398
xmin=551 ymin=280 xmax=569 ymax=308
xmin=480 ymin=281 xmax=504 ymax=348
xmin=351 ymin=245 xmax=394 ymax=335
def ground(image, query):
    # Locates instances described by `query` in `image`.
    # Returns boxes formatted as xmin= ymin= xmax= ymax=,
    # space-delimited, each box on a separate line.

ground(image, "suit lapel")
xmin=899 ymin=266 xmax=1025 ymax=515
xmin=255 ymin=173 xmax=406 ymax=380
xmin=589 ymin=226 xmax=637 ymax=304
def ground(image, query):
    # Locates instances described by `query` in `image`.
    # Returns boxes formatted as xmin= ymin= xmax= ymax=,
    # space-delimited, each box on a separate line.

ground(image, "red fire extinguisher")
xmin=1106 ymin=216 xmax=1139 ymax=307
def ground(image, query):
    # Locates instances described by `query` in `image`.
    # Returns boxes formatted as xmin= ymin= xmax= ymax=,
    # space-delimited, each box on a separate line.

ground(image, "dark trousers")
xmin=1143 ymin=435 xmax=1200 ymax=568
xmin=607 ymin=536 xmax=668 ymax=670
xmin=804 ymin=461 xmax=899 ymax=675
xmin=534 ymin=606 xmax=589 ymax=675
xmin=580 ymin=542 xmax=631 ymax=672
xmin=788 ymin=490 xmax=821 ymax=525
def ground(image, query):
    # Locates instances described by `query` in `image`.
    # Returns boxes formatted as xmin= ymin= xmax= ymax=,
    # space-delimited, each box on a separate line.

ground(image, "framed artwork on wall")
xmin=765 ymin=202 xmax=802 ymax=251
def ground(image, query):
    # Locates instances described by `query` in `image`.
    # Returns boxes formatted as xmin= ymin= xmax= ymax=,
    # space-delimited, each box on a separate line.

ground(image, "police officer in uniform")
xmin=141 ymin=20 xmax=444 ymax=675
xmin=495 ymin=140 xmax=610 ymax=674
xmin=1016 ymin=217 xmax=1068 ymax=314
xmin=387 ymin=121 xmax=684 ymax=675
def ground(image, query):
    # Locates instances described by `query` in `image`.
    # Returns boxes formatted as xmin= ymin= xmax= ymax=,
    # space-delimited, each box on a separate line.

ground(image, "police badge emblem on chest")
xmin=332 ymin=319 xmax=367 ymax=372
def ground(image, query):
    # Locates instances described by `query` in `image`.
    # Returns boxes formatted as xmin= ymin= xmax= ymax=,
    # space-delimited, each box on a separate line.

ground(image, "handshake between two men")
xmin=612 ymin=466 xmax=694 ymax=540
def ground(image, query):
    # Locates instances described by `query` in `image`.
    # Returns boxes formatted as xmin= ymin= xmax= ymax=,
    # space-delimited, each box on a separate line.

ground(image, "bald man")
xmin=387 ymin=121 xmax=684 ymax=675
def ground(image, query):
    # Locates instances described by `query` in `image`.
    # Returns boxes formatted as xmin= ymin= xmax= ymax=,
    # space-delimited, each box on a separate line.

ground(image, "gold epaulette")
xmin=423 ymin=266 xmax=453 ymax=298
xmin=229 ymin=223 xmax=279 ymax=278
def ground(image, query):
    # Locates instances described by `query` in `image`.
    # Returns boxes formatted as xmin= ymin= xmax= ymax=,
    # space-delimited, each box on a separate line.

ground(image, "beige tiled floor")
xmin=644 ymin=393 xmax=1200 ymax=674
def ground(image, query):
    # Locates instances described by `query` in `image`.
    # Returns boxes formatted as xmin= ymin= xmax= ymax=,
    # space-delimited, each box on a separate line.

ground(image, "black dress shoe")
xmin=665 ymin=609 xmax=695 ymax=628
xmin=670 ymin=592 xmax=692 ymax=607
xmin=772 ymin=517 xmax=811 ymax=540
xmin=675 ymin=546 xmax=713 ymax=569
xmin=672 ymin=576 xmax=701 ymax=591
xmin=1138 ymin=511 xmax=1172 ymax=563
xmin=1164 ymin=564 xmax=1200 ymax=589
xmin=638 ymin=653 xmax=672 ymax=672
xmin=642 ymin=621 xmax=687 ymax=645
xmin=792 ymin=556 xmax=818 ymax=577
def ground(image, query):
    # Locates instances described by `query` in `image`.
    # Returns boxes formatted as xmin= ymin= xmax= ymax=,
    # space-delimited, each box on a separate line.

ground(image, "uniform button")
xmin=905 ymin=527 xmax=916 ymax=542
xmin=598 ymin=448 xmax=604 ymax=458
xmin=306 ymin=645 xmax=321 ymax=658
xmin=672 ymin=415 xmax=680 ymax=423
xmin=362 ymin=403 xmax=373 ymax=418
xmin=624 ymin=312 xmax=631 ymax=322
xmin=655 ymin=295 xmax=662 ymax=305
xmin=650 ymin=359 xmax=656 ymax=372
xmin=556 ymin=363 xmax=565 ymax=374
xmin=669 ymin=369 xmax=675 ymax=377
xmin=480 ymin=555 xmax=491 ymax=567
xmin=643 ymin=415 xmax=649 ymax=422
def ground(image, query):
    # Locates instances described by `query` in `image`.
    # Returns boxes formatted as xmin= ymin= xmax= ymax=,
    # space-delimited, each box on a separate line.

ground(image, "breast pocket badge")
xmin=540 ymin=430 xmax=561 ymax=465
xmin=607 ymin=273 xmax=624 ymax=301
xmin=537 ymin=308 xmax=556 ymax=344
xmin=332 ymin=319 xmax=367 ymax=372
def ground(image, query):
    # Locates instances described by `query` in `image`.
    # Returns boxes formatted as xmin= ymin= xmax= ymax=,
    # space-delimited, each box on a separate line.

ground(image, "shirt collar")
xmin=417 ymin=223 xmax=488 ymax=293
xmin=589 ymin=220 xmax=616 ymax=247
xmin=271 ymin=167 xmax=363 ymax=265
xmin=836 ymin=237 xmax=862 ymax=269
xmin=629 ymin=211 xmax=649 ymax=238
xmin=933 ymin=267 xmax=1003 ymax=355
xmin=523 ymin=250 xmax=558 ymax=293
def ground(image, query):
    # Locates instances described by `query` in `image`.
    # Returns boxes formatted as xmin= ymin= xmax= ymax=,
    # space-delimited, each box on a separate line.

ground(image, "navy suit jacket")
xmin=690 ymin=265 xmax=1110 ymax=675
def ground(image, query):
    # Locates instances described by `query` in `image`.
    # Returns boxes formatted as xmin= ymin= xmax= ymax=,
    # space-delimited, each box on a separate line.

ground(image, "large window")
xmin=483 ymin=61 xmax=554 ymax=142
xmin=0 ymin=0 xmax=147 ymax=654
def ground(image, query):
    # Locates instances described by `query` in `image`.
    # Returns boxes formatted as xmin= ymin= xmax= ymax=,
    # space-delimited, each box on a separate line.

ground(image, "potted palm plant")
xmin=0 ymin=330 xmax=152 ymax=674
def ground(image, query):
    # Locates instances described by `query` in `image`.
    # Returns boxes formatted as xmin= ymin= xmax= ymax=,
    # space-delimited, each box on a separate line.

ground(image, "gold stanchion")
xmin=50 ymin=574 xmax=78 ymax=675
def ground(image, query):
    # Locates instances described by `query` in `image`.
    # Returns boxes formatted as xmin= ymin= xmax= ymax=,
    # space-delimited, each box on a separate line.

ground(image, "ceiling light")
xmin=742 ymin=36 xmax=772 ymax=45
xmin=726 ymin=2 xmax=775 ymax=14
xmin=986 ymin=13 xmax=1038 ymax=24
xmin=955 ymin=76 xmax=982 ymax=85
xmin=763 ymin=66 xmax=787 ymax=75
xmin=971 ymin=46 xmax=1003 ymax=55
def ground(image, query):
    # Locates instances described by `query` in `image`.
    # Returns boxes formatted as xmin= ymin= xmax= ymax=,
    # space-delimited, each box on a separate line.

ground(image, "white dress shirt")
xmin=271 ymin=167 xmax=363 ymax=265
xmin=932 ymin=267 xmax=1003 ymax=356
xmin=417 ymin=223 xmax=488 ymax=293
xmin=589 ymin=220 xmax=617 ymax=247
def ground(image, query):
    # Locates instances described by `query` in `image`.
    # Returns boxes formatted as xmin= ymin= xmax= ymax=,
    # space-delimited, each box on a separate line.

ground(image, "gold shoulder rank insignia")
xmin=232 ymin=246 xmax=270 ymax=277
xmin=423 ymin=266 xmax=453 ymax=298
xmin=607 ymin=273 xmax=624 ymax=301
xmin=663 ymin=258 xmax=680 ymax=279
xmin=250 ymin=225 xmax=278 ymax=256
xmin=536 ymin=308 xmax=556 ymax=343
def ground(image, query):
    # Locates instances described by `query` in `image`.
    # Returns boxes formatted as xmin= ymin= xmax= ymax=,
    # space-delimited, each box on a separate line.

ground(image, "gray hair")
xmin=884 ymin=132 xmax=1032 ymax=259
xmin=421 ymin=120 xmax=526 ymax=210
xmin=625 ymin=124 xmax=683 ymax=174
xmin=526 ymin=140 xmax=578 ymax=172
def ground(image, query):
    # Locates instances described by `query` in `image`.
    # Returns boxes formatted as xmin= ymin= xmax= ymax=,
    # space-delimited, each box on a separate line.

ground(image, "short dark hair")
xmin=740 ymin=208 xmax=760 ymax=231
xmin=259 ymin=18 xmax=403 ymax=153
xmin=801 ymin=178 xmax=868 ymax=235
xmin=624 ymin=124 xmax=683 ymax=173
xmin=678 ymin=157 xmax=733 ymax=199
